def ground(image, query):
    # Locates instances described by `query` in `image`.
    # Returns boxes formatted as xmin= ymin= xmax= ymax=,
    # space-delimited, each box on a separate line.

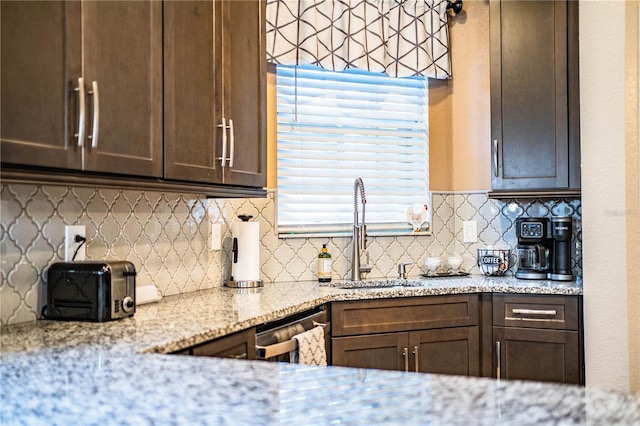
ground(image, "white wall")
xmin=581 ymin=0 xmax=635 ymax=392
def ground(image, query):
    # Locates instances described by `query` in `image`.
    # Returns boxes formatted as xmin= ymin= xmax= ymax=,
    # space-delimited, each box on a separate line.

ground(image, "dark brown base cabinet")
xmin=333 ymin=327 xmax=479 ymax=375
xmin=492 ymin=294 xmax=584 ymax=385
xmin=493 ymin=327 xmax=581 ymax=384
xmin=174 ymin=328 xmax=256 ymax=360
xmin=170 ymin=293 xmax=583 ymax=386
xmin=331 ymin=295 xmax=481 ymax=375
xmin=331 ymin=293 xmax=583 ymax=385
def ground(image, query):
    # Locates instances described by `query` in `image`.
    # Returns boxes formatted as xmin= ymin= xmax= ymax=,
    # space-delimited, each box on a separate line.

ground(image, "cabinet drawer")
xmin=493 ymin=294 xmax=580 ymax=330
xmin=332 ymin=295 xmax=478 ymax=337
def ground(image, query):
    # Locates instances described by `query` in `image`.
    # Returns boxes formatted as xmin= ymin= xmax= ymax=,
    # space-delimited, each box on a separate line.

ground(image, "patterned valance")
xmin=266 ymin=0 xmax=452 ymax=79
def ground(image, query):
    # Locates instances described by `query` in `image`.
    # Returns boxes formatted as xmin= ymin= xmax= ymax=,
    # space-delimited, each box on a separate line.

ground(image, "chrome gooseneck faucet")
xmin=351 ymin=178 xmax=371 ymax=281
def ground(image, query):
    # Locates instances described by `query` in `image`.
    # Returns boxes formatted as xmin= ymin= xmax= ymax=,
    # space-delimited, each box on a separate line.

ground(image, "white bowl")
xmin=447 ymin=256 xmax=464 ymax=272
xmin=424 ymin=256 xmax=441 ymax=273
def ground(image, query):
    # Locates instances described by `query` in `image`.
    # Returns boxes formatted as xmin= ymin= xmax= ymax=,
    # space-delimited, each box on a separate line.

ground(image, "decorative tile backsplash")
xmin=0 ymin=184 xmax=581 ymax=326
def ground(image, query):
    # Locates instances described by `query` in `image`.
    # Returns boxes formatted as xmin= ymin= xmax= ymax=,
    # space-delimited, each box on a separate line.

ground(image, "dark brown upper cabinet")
xmin=163 ymin=0 xmax=267 ymax=188
xmin=489 ymin=0 xmax=580 ymax=197
xmin=2 ymin=0 xmax=266 ymax=197
xmin=1 ymin=0 xmax=163 ymax=178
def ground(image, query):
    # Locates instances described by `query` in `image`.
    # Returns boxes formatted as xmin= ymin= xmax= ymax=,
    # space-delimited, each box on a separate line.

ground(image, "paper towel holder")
xmin=226 ymin=214 xmax=264 ymax=288
xmin=226 ymin=279 xmax=263 ymax=288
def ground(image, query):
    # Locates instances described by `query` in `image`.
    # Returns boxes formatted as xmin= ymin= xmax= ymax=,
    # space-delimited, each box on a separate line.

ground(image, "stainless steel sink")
xmin=324 ymin=279 xmax=420 ymax=289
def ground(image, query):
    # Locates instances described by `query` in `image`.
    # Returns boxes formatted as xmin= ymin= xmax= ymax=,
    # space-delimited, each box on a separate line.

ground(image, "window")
xmin=276 ymin=65 xmax=430 ymax=236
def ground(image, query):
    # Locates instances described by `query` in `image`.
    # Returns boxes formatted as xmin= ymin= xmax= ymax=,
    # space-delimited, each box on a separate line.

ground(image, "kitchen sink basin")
xmin=324 ymin=279 xmax=421 ymax=289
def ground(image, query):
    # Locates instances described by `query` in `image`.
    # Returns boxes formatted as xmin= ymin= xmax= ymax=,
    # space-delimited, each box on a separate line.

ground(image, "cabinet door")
xmin=163 ymin=0 xmax=222 ymax=183
xmin=82 ymin=1 xmax=163 ymax=177
xmin=191 ymin=329 xmax=257 ymax=360
xmin=332 ymin=333 xmax=409 ymax=372
xmin=494 ymin=326 xmax=581 ymax=384
xmin=220 ymin=0 xmax=267 ymax=187
xmin=1 ymin=0 xmax=82 ymax=170
xmin=410 ymin=327 xmax=480 ymax=377
xmin=490 ymin=0 xmax=578 ymax=191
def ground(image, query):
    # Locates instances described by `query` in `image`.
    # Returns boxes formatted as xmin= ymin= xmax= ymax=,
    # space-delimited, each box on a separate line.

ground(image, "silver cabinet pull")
xmin=74 ymin=77 xmax=86 ymax=147
xmin=412 ymin=345 xmax=419 ymax=372
xmin=218 ymin=117 xmax=227 ymax=167
xmin=402 ymin=347 xmax=409 ymax=372
xmin=493 ymin=139 xmax=499 ymax=177
xmin=512 ymin=308 xmax=557 ymax=316
xmin=496 ymin=341 xmax=501 ymax=380
xmin=228 ymin=118 xmax=235 ymax=168
xmin=88 ymin=81 xmax=99 ymax=148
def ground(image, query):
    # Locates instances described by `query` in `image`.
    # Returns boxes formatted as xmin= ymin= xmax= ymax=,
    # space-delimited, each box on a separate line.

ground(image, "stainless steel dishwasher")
xmin=255 ymin=305 xmax=330 ymax=362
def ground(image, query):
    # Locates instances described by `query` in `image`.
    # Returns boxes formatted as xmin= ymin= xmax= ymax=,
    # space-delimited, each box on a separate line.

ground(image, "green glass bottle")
xmin=317 ymin=244 xmax=332 ymax=283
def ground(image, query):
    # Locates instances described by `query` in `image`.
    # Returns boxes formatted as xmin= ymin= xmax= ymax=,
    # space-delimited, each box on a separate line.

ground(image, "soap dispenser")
xmin=317 ymin=244 xmax=332 ymax=283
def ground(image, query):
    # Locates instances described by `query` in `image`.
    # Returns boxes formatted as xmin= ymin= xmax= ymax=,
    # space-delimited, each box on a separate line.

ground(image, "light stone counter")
xmin=3 ymin=276 xmax=638 ymax=425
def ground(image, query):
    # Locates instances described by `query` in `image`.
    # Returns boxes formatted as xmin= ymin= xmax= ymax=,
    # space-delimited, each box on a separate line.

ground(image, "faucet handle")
xmin=398 ymin=262 xmax=414 ymax=279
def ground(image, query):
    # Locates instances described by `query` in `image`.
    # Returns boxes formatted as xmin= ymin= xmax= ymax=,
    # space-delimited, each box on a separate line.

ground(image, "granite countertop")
xmin=2 ymin=276 xmax=639 ymax=425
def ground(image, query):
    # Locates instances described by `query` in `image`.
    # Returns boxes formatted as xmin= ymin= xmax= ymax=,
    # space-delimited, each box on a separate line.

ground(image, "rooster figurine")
xmin=405 ymin=204 xmax=429 ymax=232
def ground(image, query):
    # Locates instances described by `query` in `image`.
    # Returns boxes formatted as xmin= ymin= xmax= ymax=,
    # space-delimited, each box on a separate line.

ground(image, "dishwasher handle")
xmin=256 ymin=321 xmax=330 ymax=359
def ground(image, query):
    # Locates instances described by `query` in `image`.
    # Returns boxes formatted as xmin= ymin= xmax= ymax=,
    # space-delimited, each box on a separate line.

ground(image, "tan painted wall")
xmin=625 ymin=0 xmax=640 ymax=393
xmin=430 ymin=0 xmax=491 ymax=192
xmin=582 ymin=0 xmax=639 ymax=393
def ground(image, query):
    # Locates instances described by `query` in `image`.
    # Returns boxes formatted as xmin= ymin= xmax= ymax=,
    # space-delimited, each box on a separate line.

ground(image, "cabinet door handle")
xmin=402 ymin=347 xmax=409 ymax=372
xmin=493 ymin=139 xmax=499 ymax=177
xmin=412 ymin=345 xmax=419 ymax=372
xmin=228 ymin=119 xmax=235 ymax=168
xmin=88 ymin=81 xmax=99 ymax=148
xmin=495 ymin=341 xmax=501 ymax=380
xmin=218 ymin=117 xmax=227 ymax=167
xmin=512 ymin=308 xmax=557 ymax=316
xmin=74 ymin=77 xmax=86 ymax=147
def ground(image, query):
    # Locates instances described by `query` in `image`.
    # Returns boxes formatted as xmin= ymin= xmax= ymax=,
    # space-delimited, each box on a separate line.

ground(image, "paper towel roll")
xmin=231 ymin=221 xmax=261 ymax=282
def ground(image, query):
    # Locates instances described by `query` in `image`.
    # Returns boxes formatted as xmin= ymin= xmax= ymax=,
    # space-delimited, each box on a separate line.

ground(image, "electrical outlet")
xmin=65 ymin=225 xmax=86 ymax=261
xmin=210 ymin=222 xmax=222 ymax=251
xmin=463 ymin=221 xmax=478 ymax=243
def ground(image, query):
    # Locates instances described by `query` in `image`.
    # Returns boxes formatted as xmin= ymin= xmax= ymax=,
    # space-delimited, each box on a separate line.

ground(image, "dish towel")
xmin=291 ymin=325 xmax=327 ymax=366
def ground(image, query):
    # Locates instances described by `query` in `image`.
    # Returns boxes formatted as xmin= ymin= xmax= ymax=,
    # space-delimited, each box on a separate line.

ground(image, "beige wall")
xmin=430 ymin=0 xmax=491 ymax=192
xmin=626 ymin=0 xmax=640 ymax=393
xmin=581 ymin=0 xmax=639 ymax=393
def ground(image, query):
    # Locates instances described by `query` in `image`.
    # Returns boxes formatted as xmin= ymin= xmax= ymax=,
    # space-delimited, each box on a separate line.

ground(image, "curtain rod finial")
xmin=447 ymin=0 xmax=463 ymax=15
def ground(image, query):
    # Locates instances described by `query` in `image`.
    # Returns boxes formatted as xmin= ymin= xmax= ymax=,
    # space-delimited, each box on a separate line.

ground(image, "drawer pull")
xmin=512 ymin=308 xmax=557 ymax=316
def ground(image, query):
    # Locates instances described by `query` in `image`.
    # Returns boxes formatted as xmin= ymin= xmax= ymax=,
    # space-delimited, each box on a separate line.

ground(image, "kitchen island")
xmin=2 ymin=277 xmax=638 ymax=425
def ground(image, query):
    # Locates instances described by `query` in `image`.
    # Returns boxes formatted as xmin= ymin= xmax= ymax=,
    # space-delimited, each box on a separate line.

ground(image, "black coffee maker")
xmin=548 ymin=216 xmax=574 ymax=281
xmin=515 ymin=217 xmax=550 ymax=280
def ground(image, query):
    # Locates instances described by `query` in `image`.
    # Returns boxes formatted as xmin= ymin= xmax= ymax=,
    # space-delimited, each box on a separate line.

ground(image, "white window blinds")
xmin=276 ymin=65 xmax=430 ymax=236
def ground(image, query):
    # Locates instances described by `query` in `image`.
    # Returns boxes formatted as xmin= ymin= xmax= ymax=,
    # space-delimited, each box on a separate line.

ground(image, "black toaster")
xmin=45 ymin=261 xmax=136 ymax=322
